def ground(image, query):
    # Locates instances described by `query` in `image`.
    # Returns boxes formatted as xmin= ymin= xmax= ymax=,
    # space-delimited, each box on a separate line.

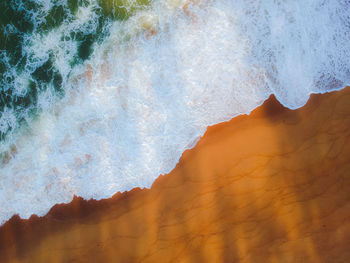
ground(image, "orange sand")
xmin=1 ymin=88 xmax=350 ymax=262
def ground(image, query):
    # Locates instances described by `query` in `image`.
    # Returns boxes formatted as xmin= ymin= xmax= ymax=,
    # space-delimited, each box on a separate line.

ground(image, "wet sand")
xmin=1 ymin=87 xmax=350 ymax=262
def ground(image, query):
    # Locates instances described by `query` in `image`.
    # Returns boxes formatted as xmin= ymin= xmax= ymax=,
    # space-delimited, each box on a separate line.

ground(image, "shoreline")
xmin=1 ymin=87 xmax=350 ymax=262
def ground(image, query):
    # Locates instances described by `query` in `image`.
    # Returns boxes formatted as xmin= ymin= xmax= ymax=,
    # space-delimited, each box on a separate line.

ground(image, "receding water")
xmin=0 ymin=0 xmax=349 ymax=225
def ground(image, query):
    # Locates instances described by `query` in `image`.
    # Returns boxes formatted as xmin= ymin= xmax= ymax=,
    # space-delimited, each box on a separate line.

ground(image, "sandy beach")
xmin=1 ymin=87 xmax=350 ymax=262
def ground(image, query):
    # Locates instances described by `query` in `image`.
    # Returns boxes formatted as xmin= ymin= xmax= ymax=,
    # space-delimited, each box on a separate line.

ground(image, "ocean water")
xmin=0 ymin=0 xmax=349 ymax=225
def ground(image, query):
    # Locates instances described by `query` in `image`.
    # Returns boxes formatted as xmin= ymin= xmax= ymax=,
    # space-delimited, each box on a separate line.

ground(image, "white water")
xmin=0 ymin=0 xmax=349 ymax=225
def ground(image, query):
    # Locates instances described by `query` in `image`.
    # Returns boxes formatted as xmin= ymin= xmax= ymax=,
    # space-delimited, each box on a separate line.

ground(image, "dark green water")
xmin=0 ymin=0 xmax=150 ymax=142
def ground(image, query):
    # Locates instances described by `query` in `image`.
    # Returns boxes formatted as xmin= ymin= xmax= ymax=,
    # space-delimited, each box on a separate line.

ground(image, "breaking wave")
xmin=0 ymin=0 xmax=349 ymax=225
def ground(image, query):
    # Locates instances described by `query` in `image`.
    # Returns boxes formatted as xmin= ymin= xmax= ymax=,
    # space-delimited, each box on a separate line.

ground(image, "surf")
xmin=0 ymin=0 xmax=349 ymax=225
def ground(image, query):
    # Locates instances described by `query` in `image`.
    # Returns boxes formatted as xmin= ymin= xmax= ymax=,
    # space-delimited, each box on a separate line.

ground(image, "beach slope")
xmin=1 ymin=87 xmax=350 ymax=262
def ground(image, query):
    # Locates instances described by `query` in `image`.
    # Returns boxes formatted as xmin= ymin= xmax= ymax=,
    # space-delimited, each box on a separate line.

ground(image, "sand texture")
xmin=1 ymin=87 xmax=350 ymax=262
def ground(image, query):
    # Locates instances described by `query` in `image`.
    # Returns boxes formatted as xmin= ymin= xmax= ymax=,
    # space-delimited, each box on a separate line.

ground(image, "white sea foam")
xmin=0 ymin=0 xmax=349 ymax=225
